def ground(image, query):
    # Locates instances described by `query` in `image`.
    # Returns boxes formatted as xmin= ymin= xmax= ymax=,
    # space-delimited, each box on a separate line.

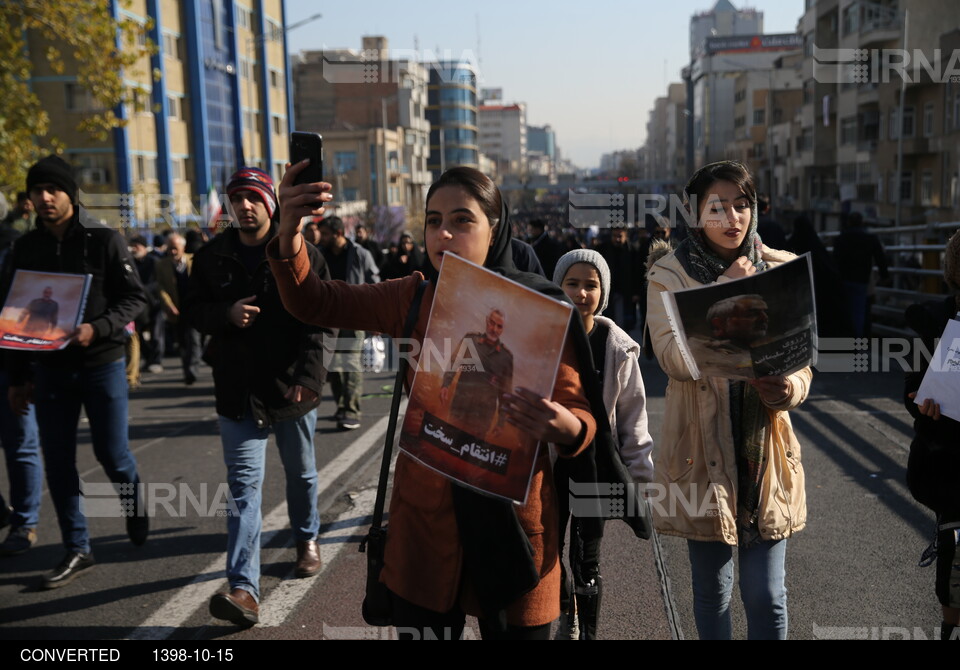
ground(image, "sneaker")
xmin=42 ymin=552 xmax=95 ymax=589
xmin=147 ymin=364 xmax=164 ymax=374
xmin=338 ymin=417 xmax=360 ymax=431
xmin=0 ymin=526 xmax=36 ymax=556
xmin=0 ymin=504 xmax=10 ymax=530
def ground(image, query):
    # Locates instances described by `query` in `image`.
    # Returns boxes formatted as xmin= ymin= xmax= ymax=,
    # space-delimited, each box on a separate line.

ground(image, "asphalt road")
xmin=0 ymin=353 xmax=940 ymax=641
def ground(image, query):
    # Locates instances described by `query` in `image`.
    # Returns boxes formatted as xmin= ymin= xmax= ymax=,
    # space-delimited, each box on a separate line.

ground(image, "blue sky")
xmin=284 ymin=0 xmax=804 ymax=168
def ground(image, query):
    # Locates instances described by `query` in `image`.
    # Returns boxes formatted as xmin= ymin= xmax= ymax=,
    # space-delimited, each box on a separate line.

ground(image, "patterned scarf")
xmin=674 ymin=165 xmax=769 ymax=546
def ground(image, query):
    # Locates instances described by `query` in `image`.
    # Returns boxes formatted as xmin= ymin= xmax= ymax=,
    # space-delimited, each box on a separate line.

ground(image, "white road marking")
xmin=127 ymin=406 xmax=399 ymax=640
xmin=258 ymin=487 xmax=377 ymax=627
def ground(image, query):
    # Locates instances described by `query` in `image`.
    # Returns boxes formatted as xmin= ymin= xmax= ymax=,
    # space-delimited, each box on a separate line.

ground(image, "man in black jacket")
xmin=184 ymin=167 xmax=332 ymax=627
xmin=4 ymin=155 xmax=148 ymax=588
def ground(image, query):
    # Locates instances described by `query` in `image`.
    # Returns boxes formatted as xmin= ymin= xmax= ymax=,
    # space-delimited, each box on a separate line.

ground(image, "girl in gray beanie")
xmin=552 ymin=249 xmax=654 ymax=639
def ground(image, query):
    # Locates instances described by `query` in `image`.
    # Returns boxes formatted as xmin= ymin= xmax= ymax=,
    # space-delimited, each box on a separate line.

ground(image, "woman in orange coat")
xmin=268 ymin=163 xmax=596 ymax=640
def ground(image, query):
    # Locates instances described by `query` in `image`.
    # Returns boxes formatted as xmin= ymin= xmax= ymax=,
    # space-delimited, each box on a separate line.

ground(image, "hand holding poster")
xmin=914 ymin=316 xmax=960 ymax=422
xmin=0 ymin=270 xmax=92 ymax=351
xmin=399 ymin=253 xmax=572 ymax=503
xmin=660 ymin=254 xmax=817 ymax=380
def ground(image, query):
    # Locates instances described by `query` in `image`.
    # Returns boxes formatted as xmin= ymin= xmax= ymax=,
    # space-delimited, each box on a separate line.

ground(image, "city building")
xmin=725 ymin=53 xmax=804 ymax=201
xmin=426 ymin=61 xmax=480 ymax=179
xmin=689 ymin=0 xmax=763 ymax=59
xmin=527 ymin=124 xmax=557 ymax=180
xmin=291 ymin=36 xmax=432 ymax=225
xmin=478 ymin=103 xmax=527 ymax=179
xmin=28 ymin=0 xmax=297 ymax=227
xmin=794 ymin=0 xmax=959 ymax=227
xmin=687 ymin=32 xmax=804 ymax=168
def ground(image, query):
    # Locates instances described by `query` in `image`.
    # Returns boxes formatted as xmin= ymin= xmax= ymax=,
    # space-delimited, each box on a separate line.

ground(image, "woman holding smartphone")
xmin=645 ymin=161 xmax=811 ymax=640
xmin=268 ymin=162 xmax=597 ymax=640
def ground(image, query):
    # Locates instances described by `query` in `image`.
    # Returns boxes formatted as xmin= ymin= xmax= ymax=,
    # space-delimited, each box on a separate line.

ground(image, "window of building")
xmin=842 ymin=5 xmax=859 ymax=35
xmin=900 ymin=170 xmax=913 ymax=204
xmin=343 ymin=188 xmax=359 ymax=202
xmin=839 ymin=163 xmax=856 ymax=183
xmin=803 ymin=79 xmax=814 ymax=105
xmin=134 ymin=155 xmax=158 ymax=182
xmin=924 ymin=102 xmax=935 ymax=137
xmin=129 ymin=88 xmax=151 ymax=115
xmin=167 ymin=95 xmax=182 ymax=120
xmin=888 ymin=106 xmax=916 ymax=139
xmin=753 ymin=109 xmax=765 ymax=126
xmin=162 ymin=33 xmax=182 ymax=60
xmin=902 ymin=106 xmax=915 ymax=138
xmin=74 ymin=154 xmax=113 ymax=185
xmin=841 ymin=117 xmax=857 ymax=145
xmin=270 ymin=69 xmax=280 ymax=89
xmin=335 ymin=151 xmax=358 ymax=173
xmin=65 ymin=83 xmax=102 ymax=112
xmin=236 ymin=5 xmax=253 ymax=30
xmin=921 ymin=171 xmax=933 ymax=205
xmin=171 ymin=157 xmax=186 ymax=182
xmin=272 ymin=115 xmax=284 ymax=135
xmin=266 ymin=19 xmax=283 ymax=43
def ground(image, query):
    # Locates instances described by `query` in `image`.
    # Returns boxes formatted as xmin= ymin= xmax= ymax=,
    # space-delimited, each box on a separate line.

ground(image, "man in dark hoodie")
xmin=2 ymin=155 xmax=148 ymax=588
xmin=184 ymin=167 xmax=332 ymax=627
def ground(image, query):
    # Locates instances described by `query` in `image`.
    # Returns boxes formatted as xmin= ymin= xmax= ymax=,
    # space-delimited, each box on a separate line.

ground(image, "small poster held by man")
xmin=0 ymin=269 xmax=91 ymax=351
xmin=661 ymin=254 xmax=817 ymax=380
xmin=399 ymin=253 xmax=573 ymax=504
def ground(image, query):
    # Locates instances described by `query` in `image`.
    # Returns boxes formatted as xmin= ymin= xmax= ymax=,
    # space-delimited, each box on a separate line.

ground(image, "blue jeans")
xmin=0 ymin=371 xmax=42 ymax=529
xmin=687 ymin=539 xmax=788 ymax=640
xmin=34 ymin=359 xmax=141 ymax=554
xmin=218 ymin=409 xmax=319 ymax=601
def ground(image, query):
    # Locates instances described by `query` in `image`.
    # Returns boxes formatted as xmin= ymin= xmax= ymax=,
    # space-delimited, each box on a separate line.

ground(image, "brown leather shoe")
xmin=209 ymin=588 xmax=259 ymax=627
xmin=295 ymin=540 xmax=321 ymax=577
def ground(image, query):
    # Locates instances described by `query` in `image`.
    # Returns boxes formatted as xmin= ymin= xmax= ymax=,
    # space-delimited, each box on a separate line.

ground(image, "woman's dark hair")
xmin=425 ymin=166 xmax=501 ymax=231
xmin=683 ymin=161 xmax=757 ymax=218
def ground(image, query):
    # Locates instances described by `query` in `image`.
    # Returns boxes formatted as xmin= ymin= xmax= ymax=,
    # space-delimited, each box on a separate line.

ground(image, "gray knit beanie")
xmin=553 ymin=249 xmax=611 ymax=315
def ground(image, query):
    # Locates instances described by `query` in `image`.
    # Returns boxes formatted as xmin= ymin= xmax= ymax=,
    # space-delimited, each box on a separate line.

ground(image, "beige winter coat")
xmin=645 ymin=246 xmax=811 ymax=545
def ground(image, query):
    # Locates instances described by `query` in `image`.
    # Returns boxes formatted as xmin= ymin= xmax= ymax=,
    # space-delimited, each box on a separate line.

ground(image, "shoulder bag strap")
xmin=368 ymin=280 xmax=428 ymax=531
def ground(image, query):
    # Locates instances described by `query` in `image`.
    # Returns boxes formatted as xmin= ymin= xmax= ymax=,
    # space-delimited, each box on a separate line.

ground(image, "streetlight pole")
xmin=243 ymin=12 xmax=322 ymax=166
xmin=894 ymin=8 xmax=909 ymax=228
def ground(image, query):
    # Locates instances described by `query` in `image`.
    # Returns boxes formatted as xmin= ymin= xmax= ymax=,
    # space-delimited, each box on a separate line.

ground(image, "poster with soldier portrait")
xmin=399 ymin=253 xmax=573 ymax=504
xmin=0 ymin=270 xmax=91 ymax=351
xmin=662 ymin=254 xmax=817 ymax=380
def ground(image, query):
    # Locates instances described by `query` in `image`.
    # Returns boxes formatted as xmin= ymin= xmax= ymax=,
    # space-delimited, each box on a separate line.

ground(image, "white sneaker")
xmin=147 ymin=364 xmax=164 ymax=374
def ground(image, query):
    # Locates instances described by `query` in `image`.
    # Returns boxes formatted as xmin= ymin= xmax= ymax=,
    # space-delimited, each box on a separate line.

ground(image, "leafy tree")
xmin=0 ymin=1 xmax=153 ymax=196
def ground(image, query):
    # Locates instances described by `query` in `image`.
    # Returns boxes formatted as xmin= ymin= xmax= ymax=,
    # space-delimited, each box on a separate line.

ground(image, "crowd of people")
xmin=0 ymin=152 xmax=954 ymax=640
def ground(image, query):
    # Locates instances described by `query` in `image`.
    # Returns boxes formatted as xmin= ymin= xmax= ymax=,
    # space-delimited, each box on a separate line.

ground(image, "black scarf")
xmin=428 ymin=193 xmax=613 ymax=629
